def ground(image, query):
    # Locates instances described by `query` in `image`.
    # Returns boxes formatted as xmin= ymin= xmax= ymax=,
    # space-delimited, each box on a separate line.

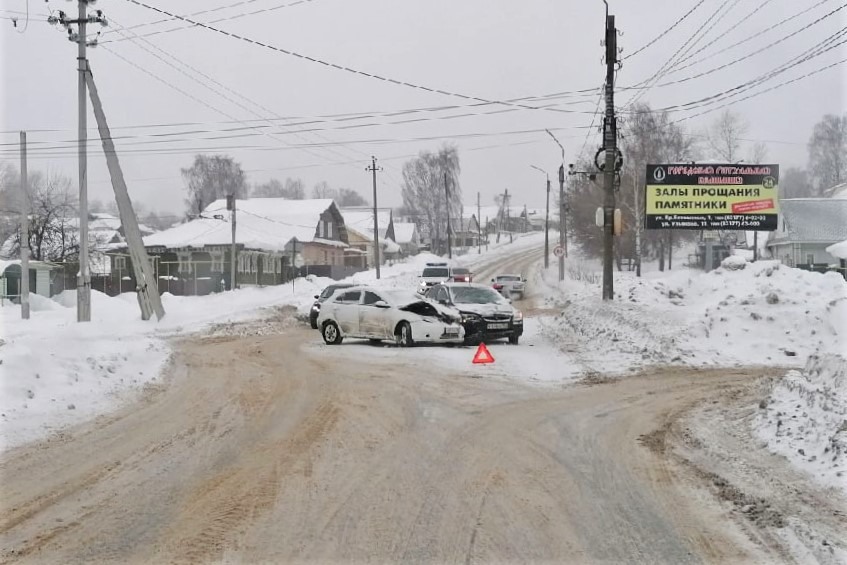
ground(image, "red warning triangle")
xmin=472 ymin=343 xmax=495 ymax=364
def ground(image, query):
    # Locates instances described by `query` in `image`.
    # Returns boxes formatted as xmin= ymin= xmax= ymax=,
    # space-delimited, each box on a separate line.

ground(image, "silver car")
xmin=491 ymin=274 xmax=525 ymax=298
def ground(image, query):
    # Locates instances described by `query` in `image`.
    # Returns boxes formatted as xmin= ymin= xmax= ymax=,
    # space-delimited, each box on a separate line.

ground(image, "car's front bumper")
xmin=460 ymin=316 xmax=522 ymax=343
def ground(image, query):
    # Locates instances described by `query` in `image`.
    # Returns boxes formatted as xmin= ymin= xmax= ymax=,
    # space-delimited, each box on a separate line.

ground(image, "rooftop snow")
xmin=393 ymin=222 xmax=417 ymax=244
xmin=768 ymin=199 xmax=847 ymax=244
xmin=144 ymin=198 xmax=338 ymax=251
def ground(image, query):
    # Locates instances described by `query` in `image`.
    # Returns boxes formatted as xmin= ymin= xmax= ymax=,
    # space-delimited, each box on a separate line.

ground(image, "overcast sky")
xmin=2 ymin=0 xmax=845 ymax=220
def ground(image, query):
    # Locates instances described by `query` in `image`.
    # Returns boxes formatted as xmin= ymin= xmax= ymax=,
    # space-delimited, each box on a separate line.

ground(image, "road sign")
xmin=553 ymin=246 xmax=565 ymax=258
xmin=472 ymin=343 xmax=495 ymax=364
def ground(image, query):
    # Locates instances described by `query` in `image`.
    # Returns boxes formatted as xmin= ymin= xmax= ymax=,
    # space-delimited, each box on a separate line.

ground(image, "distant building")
xmin=339 ymin=207 xmax=396 ymax=267
xmin=766 ymin=198 xmax=847 ymax=268
xmin=393 ymin=222 xmax=420 ymax=256
xmin=114 ymin=198 xmax=353 ymax=295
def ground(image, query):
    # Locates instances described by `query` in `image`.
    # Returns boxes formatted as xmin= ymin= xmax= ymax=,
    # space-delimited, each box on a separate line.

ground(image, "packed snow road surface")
xmin=3 ymin=319 xmax=842 ymax=563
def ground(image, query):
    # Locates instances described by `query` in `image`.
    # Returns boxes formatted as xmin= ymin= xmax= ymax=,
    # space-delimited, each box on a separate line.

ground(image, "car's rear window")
xmin=496 ymin=275 xmax=521 ymax=282
xmin=422 ymin=268 xmax=449 ymax=278
xmin=451 ymin=286 xmax=505 ymax=304
xmin=452 ymin=268 xmax=470 ymax=275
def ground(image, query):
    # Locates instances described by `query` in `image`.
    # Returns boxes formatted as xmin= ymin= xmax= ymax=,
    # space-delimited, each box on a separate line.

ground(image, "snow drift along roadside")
xmin=754 ymin=355 xmax=847 ymax=494
xmin=536 ymin=256 xmax=847 ymax=374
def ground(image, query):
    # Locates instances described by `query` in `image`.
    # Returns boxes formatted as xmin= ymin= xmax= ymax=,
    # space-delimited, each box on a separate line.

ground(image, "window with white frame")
xmin=210 ymin=250 xmax=224 ymax=272
xmin=250 ymin=254 xmax=257 ymax=273
xmin=114 ymin=256 xmax=127 ymax=270
xmin=806 ymin=253 xmax=815 ymax=265
xmin=177 ymin=251 xmax=192 ymax=274
xmin=326 ymin=221 xmax=333 ymax=239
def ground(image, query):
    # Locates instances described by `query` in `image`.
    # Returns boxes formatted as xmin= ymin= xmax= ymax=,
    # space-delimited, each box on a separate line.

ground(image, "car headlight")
xmin=461 ymin=313 xmax=481 ymax=323
xmin=513 ymin=310 xmax=523 ymax=322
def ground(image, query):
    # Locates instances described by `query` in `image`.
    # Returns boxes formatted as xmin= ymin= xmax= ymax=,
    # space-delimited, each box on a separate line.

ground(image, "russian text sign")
xmin=645 ymin=164 xmax=779 ymax=230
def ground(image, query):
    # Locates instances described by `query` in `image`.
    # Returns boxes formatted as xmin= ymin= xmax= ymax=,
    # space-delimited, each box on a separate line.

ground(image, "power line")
xmin=645 ymin=4 xmax=847 ymax=90
xmin=622 ymin=0 xmax=706 ymax=60
xmin=105 ymin=17 xmax=379 ymax=177
xmin=665 ymin=0 xmax=835 ymax=75
xmin=625 ymin=0 xmax=741 ymax=110
xmin=117 ymin=0 xmax=603 ymax=118
xmin=102 ymin=0 xmax=319 ymax=43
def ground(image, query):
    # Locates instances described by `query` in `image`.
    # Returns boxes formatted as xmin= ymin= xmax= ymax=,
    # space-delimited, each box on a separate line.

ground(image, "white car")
xmin=417 ymin=262 xmax=452 ymax=294
xmin=491 ymin=274 xmax=526 ymax=298
xmin=316 ymin=286 xmax=465 ymax=346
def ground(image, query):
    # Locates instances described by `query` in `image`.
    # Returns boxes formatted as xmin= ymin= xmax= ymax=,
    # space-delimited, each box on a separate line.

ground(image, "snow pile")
xmin=538 ymin=259 xmax=847 ymax=372
xmin=721 ymin=254 xmax=748 ymax=270
xmin=754 ymin=355 xmax=847 ymax=493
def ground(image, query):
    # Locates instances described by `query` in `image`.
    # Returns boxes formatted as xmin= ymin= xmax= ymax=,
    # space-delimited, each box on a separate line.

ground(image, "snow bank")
xmin=754 ymin=355 xmax=847 ymax=494
xmin=538 ymin=259 xmax=847 ymax=373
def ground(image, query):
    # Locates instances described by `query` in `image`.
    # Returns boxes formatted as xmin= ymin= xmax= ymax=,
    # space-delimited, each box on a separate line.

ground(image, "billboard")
xmin=645 ymin=164 xmax=779 ymax=230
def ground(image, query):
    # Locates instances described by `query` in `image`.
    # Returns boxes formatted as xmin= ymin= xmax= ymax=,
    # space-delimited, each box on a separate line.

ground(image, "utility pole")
xmin=445 ymin=172 xmax=453 ymax=260
xmin=476 ymin=192 xmax=482 ymax=254
xmin=558 ymin=165 xmax=565 ymax=281
xmin=601 ymin=8 xmax=618 ymax=301
xmin=523 ymin=204 xmax=528 ymax=233
xmin=531 ymin=166 xmax=550 ymax=268
xmin=545 ymin=176 xmax=550 ymax=268
xmin=49 ymin=2 xmax=106 ymax=321
xmin=366 ymin=156 xmax=382 ymax=278
xmin=19 ymin=132 xmax=29 ymax=320
xmin=228 ymin=194 xmax=237 ymax=290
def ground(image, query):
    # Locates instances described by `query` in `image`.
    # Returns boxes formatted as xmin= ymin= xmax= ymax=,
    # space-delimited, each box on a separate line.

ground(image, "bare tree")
xmin=750 ymin=142 xmax=768 ymax=164
xmin=708 ymin=109 xmax=748 ymax=163
xmin=252 ymin=177 xmax=305 ymax=199
xmin=807 ymin=113 xmax=847 ymax=196
xmin=3 ymin=170 xmax=79 ymax=262
xmin=336 ymin=188 xmax=368 ymax=207
xmin=311 ymin=181 xmax=335 ymax=199
xmin=401 ymin=144 xmax=462 ymax=255
xmin=181 ymin=154 xmax=247 ymax=214
xmin=781 ymin=167 xmax=815 ymax=199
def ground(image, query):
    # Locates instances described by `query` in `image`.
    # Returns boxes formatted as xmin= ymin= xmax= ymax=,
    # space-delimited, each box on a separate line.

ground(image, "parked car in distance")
xmin=309 ymin=283 xmax=355 ymax=329
xmin=417 ymin=262 xmax=452 ymax=294
xmin=491 ymin=274 xmax=525 ymax=298
xmin=448 ymin=267 xmax=473 ymax=283
xmin=428 ymin=282 xmax=523 ymax=345
xmin=316 ymin=285 xmax=465 ymax=346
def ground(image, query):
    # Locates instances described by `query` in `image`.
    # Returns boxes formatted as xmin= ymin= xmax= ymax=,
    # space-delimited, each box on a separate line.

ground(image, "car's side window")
xmin=337 ymin=291 xmax=361 ymax=303
xmin=362 ymin=291 xmax=382 ymax=305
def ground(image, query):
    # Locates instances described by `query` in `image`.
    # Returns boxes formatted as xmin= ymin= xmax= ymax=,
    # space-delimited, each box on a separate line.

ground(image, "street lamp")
xmin=530 ymin=165 xmax=550 ymax=269
xmin=545 ymin=129 xmax=566 ymax=281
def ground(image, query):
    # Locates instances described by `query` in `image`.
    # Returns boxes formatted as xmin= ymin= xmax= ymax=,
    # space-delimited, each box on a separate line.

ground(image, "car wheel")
xmin=508 ymin=333 xmax=520 ymax=345
xmin=396 ymin=322 xmax=414 ymax=347
xmin=322 ymin=321 xmax=343 ymax=345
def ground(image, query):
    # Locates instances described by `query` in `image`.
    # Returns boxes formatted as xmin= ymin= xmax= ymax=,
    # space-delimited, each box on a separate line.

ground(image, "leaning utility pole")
xmin=87 ymin=63 xmax=164 ymax=320
xmin=601 ymin=9 xmax=617 ymax=300
xmin=19 ymin=132 xmax=30 ymax=320
xmin=366 ymin=156 xmax=382 ymax=278
xmin=445 ymin=172 xmax=453 ymax=260
xmin=49 ymin=2 xmax=106 ymax=321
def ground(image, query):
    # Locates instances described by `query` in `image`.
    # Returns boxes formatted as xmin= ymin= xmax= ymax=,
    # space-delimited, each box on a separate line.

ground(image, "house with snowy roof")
xmin=339 ymin=207 xmax=397 ymax=267
xmin=766 ymin=198 xmax=847 ymax=269
xmin=392 ymin=222 xmax=419 ymax=256
xmin=113 ymin=198 xmax=350 ymax=295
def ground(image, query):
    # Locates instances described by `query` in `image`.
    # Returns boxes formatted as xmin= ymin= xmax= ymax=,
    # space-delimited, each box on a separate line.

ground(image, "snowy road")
xmin=6 ymin=323 xmax=836 ymax=564
xmin=1 ymin=244 xmax=844 ymax=563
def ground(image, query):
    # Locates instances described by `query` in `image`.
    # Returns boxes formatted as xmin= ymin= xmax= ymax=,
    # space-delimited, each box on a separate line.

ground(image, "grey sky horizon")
xmin=2 ymin=0 xmax=845 ymax=220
